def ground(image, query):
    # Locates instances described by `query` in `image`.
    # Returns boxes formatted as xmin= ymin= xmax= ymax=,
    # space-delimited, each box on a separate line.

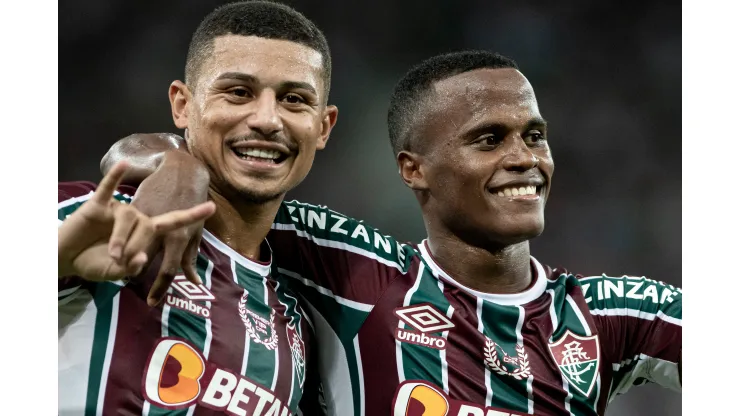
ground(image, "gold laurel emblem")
xmin=239 ymin=292 xmax=278 ymax=350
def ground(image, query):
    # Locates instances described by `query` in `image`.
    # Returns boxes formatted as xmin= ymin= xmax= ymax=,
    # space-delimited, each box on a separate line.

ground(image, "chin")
xmin=225 ymin=180 xmax=287 ymax=204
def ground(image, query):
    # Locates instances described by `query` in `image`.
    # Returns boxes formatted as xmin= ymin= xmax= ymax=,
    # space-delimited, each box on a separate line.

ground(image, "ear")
xmin=397 ymin=150 xmax=429 ymax=191
xmin=315 ymin=105 xmax=338 ymax=150
xmin=169 ymin=80 xmax=192 ymax=130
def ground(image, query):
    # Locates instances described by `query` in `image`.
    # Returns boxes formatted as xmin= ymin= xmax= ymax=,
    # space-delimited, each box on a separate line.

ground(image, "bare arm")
xmin=99 ymin=132 xmax=212 ymax=304
xmin=101 ymin=133 xmax=191 ymax=184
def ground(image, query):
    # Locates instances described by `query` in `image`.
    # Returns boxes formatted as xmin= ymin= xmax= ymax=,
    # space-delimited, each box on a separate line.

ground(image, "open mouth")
xmin=491 ymin=185 xmax=543 ymax=198
xmin=231 ymin=147 xmax=289 ymax=164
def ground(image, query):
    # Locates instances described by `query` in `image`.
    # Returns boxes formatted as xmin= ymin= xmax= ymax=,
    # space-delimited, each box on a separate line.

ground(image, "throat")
xmin=205 ymin=189 xmax=280 ymax=262
xmin=425 ymin=239 xmax=534 ymax=295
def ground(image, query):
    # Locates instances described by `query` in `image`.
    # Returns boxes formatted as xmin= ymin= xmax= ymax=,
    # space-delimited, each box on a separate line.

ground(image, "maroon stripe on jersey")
xmin=268 ymin=229 xmax=402 ymax=305
xmin=193 ymin=242 xmax=247 ymax=385
xmin=102 ymin=284 xmax=160 ymax=416
xmin=441 ymin=285 xmax=487 ymax=404
xmin=594 ymin=315 xmax=682 ymax=363
xmin=521 ymin=293 xmax=569 ymax=415
xmin=358 ymin=261 xmax=421 ymax=416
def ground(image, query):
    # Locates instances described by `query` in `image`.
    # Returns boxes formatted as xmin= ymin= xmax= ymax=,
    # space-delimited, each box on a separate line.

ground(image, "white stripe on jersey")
xmin=271 ymin=223 xmax=405 ymax=272
xmin=396 ymin=264 xmax=426 ymax=383
xmin=353 ymin=335 xmax=366 ymax=416
xmin=589 ymin=307 xmax=682 ymax=326
xmin=546 ymin=289 xmax=574 ymax=416
xmin=278 ymin=267 xmax=374 ymax=313
xmin=438 ymin=278 xmax=454 ymax=395
xmin=476 ymin=297 xmax=494 ymax=408
xmin=58 ymin=190 xmax=93 ymax=209
xmin=515 ymin=305 xmax=534 ymax=414
xmin=264 ymin=277 xmax=280 ymax=391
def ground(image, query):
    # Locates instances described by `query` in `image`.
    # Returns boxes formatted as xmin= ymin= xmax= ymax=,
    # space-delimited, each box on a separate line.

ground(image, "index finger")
xmin=91 ymin=161 xmax=129 ymax=204
xmin=152 ymin=201 xmax=216 ymax=234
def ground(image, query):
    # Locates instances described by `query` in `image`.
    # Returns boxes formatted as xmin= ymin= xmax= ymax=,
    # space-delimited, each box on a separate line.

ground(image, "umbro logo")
xmin=165 ymin=275 xmax=215 ymax=318
xmin=394 ymin=303 xmax=454 ymax=350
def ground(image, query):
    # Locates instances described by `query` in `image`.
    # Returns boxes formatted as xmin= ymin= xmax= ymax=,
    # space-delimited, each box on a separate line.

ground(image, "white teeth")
xmin=234 ymin=148 xmax=282 ymax=160
xmin=496 ymin=185 xmax=539 ymax=197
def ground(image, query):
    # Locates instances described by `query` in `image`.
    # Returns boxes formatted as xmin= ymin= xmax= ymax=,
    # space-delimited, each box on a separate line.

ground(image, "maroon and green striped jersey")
xmin=58 ymin=182 xmax=321 ymax=416
xmin=266 ymin=201 xmax=682 ymax=416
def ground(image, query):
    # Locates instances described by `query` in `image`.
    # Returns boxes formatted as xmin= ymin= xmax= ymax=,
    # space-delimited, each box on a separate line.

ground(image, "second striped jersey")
xmin=267 ymin=201 xmax=682 ymax=416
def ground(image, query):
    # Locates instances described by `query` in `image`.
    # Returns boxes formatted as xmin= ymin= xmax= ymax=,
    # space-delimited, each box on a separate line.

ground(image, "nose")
xmin=246 ymin=91 xmax=283 ymax=137
xmin=501 ymin=135 xmax=538 ymax=172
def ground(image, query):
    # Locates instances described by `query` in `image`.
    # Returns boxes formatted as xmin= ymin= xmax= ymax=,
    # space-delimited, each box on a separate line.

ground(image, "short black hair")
xmin=387 ymin=50 xmax=519 ymax=155
xmin=185 ymin=1 xmax=331 ymax=98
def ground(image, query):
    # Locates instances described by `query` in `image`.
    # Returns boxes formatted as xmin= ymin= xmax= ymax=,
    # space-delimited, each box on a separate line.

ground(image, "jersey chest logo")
xmin=483 ymin=337 xmax=532 ymax=380
xmin=548 ymin=330 xmax=600 ymax=397
xmin=164 ymin=275 xmax=215 ymax=318
xmin=238 ymin=291 xmax=278 ymax=350
xmin=393 ymin=303 xmax=455 ymax=350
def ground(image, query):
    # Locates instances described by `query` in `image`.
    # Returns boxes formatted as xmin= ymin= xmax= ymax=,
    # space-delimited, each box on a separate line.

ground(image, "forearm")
xmin=100 ymin=133 xmax=190 ymax=184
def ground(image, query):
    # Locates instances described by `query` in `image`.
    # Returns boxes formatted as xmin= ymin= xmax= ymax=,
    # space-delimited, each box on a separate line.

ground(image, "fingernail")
xmin=110 ymin=245 xmax=122 ymax=260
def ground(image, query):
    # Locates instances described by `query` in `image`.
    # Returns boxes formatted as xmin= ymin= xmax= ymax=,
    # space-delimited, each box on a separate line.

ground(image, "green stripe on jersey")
xmin=480 ymin=301 xmax=529 ymax=414
xmin=84 ymin=282 xmax=122 ymax=416
xmin=235 ymin=262 xmax=277 ymax=389
xmin=148 ymin=254 xmax=211 ymax=416
xmin=274 ymin=201 xmax=409 ymax=268
xmin=401 ymin=267 xmax=452 ymax=386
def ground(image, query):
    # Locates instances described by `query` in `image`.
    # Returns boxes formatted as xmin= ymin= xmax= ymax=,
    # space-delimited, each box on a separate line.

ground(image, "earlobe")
xmin=316 ymin=105 xmax=338 ymax=150
xmin=169 ymin=80 xmax=191 ymax=130
xmin=397 ymin=151 xmax=428 ymax=191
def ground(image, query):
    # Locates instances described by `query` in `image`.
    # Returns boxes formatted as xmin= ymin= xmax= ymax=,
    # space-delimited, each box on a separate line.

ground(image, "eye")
xmin=229 ymin=88 xmax=251 ymax=98
xmin=282 ymin=93 xmax=306 ymax=104
xmin=478 ymin=134 xmax=501 ymax=146
xmin=526 ymin=131 xmax=546 ymax=143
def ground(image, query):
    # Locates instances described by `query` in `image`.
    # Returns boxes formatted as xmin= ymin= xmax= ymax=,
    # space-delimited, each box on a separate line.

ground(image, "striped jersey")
xmin=58 ymin=182 xmax=320 ymax=416
xmin=266 ymin=201 xmax=682 ymax=416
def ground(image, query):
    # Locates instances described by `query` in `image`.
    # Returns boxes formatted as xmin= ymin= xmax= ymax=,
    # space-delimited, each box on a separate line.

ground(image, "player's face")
xmin=171 ymin=35 xmax=337 ymax=203
xmin=413 ymin=68 xmax=554 ymax=246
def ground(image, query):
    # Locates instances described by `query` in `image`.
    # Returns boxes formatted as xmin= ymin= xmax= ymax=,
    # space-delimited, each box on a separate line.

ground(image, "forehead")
xmin=428 ymin=68 xmax=541 ymax=129
xmin=198 ymin=35 xmax=325 ymax=92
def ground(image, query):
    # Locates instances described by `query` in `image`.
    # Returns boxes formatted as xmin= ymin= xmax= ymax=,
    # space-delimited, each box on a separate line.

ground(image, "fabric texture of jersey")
xmin=266 ymin=200 xmax=682 ymax=416
xmin=58 ymin=182 xmax=319 ymax=416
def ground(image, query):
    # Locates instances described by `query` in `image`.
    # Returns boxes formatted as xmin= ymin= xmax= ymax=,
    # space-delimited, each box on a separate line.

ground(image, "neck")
xmin=425 ymin=230 xmax=533 ymax=295
xmin=204 ymin=188 xmax=282 ymax=262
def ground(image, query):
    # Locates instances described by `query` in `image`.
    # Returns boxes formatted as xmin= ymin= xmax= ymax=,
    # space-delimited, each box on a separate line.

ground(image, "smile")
xmin=231 ymin=147 xmax=289 ymax=164
xmin=494 ymin=185 xmax=541 ymax=198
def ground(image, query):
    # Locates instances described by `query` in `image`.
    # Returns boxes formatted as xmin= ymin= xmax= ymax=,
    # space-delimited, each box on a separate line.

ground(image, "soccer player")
xmin=103 ymin=53 xmax=682 ymax=415
xmin=59 ymin=2 xmax=338 ymax=414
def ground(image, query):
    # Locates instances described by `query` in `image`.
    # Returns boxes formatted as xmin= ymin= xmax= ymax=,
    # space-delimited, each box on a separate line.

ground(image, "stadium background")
xmin=58 ymin=0 xmax=681 ymax=414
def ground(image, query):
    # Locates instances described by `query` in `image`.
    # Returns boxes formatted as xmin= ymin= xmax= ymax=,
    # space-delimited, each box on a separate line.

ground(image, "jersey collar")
xmin=418 ymin=239 xmax=547 ymax=306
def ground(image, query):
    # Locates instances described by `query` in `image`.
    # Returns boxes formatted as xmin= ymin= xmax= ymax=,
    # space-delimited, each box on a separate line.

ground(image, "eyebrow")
xmin=215 ymin=72 xmax=318 ymax=95
xmin=466 ymin=117 xmax=548 ymax=137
